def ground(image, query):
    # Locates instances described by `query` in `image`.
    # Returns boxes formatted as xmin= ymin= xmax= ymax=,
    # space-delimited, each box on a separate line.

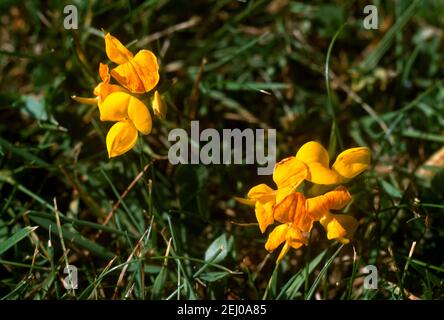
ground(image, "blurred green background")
xmin=0 ymin=0 xmax=443 ymax=299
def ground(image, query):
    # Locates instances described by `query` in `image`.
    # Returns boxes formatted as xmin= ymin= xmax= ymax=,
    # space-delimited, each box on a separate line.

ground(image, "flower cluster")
xmin=239 ymin=141 xmax=371 ymax=262
xmin=73 ymin=33 xmax=166 ymax=158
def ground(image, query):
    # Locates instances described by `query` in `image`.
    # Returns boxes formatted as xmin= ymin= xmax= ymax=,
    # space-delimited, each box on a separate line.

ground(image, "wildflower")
xmin=72 ymin=32 xmax=165 ymax=158
xmin=238 ymin=141 xmax=371 ymax=262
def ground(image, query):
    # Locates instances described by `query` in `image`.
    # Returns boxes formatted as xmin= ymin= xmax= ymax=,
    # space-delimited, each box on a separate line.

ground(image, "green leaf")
xmin=305 ymin=244 xmax=344 ymax=300
xmin=29 ymin=216 xmax=115 ymax=260
xmin=204 ymin=233 xmax=231 ymax=264
xmin=199 ymin=271 xmax=230 ymax=282
xmin=381 ymin=180 xmax=403 ymax=199
xmin=0 ymin=226 xmax=38 ymax=256
xmin=277 ymin=249 xmax=328 ymax=300
xmin=151 ymin=267 xmax=168 ymax=299
xmin=359 ymin=0 xmax=421 ymax=72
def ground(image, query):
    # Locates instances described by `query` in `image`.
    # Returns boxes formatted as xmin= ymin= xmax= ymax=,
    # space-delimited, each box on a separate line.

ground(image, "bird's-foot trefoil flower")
xmin=72 ymin=32 xmax=167 ymax=158
xmin=237 ymin=141 xmax=371 ymax=263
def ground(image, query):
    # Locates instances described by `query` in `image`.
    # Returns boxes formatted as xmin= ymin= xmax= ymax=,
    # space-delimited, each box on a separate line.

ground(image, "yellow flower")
xmin=104 ymin=33 xmax=159 ymax=93
xmin=73 ymin=33 xmax=163 ymax=158
xmin=294 ymin=141 xmax=371 ymax=185
xmin=238 ymin=141 xmax=370 ymax=262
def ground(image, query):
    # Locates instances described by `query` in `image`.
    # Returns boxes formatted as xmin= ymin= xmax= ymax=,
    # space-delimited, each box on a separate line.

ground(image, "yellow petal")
xmin=99 ymin=63 xmax=110 ymax=83
xmin=255 ymin=201 xmax=274 ymax=233
xmin=152 ymin=90 xmax=167 ymax=120
xmin=286 ymin=226 xmax=308 ymax=248
xmin=111 ymin=50 xmax=159 ymax=93
xmin=272 ymin=157 xmax=307 ymax=199
xmin=127 ymin=95 xmax=152 ymax=135
xmin=305 ymin=162 xmax=342 ymax=185
xmin=295 ymin=141 xmax=330 ymax=167
xmin=306 ymin=186 xmax=352 ymax=220
xmin=106 ymin=121 xmax=138 ymax=158
xmin=265 ymin=224 xmax=288 ymax=252
xmin=332 ymin=147 xmax=371 ymax=180
xmin=99 ymin=91 xmax=130 ymax=122
xmin=320 ymin=213 xmax=358 ymax=244
xmin=247 ymin=184 xmax=276 ymax=203
xmin=104 ymin=33 xmax=133 ymax=65
xmin=276 ymin=242 xmax=290 ymax=263
xmin=94 ymin=83 xmax=127 ymax=105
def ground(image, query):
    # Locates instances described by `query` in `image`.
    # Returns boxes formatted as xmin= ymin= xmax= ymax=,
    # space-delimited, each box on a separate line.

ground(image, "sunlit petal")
xmin=305 ymin=162 xmax=342 ymax=185
xmin=111 ymin=50 xmax=159 ymax=93
xmin=286 ymin=226 xmax=308 ymax=248
xmin=104 ymin=33 xmax=133 ymax=65
xmin=106 ymin=121 xmax=138 ymax=158
xmin=295 ymin=141 xmax=330 ymax=167
xmin=99 ymin=62 xmax=110 ymax=83
xmin=273 ymin=193 xmax=302 ymax=224
xmin=272 ymin=157 xmax=307 ymax=197
xmin=265 ymin=224 xmax=288 ymax=252
xmin=152 ymin=90 xmax=167 ymax=120
xmin=320 ymin=213 xmax=358 ymax=244
xmin=128 ymin=94 xmax=152 ymax=134
xmin=332 ymin=147 xmax=371 ymax=180
xmin=255 ymin=201 xmax=274 ymax=233
xmin=94 ymin=83 xmax=127 ymax=107
xmin=276 ymin=242 xmax=290 ymax=263
xmin=247 ymin=183 xmax=276 ymax=203
xmin=99 ymin=91 xmax=130 ymax=122
xmin=306 ymin=186 xmax=352 ymax=220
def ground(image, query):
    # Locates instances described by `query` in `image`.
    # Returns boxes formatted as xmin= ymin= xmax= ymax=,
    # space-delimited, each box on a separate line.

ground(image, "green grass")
xmin=1 ymin=0 xmax=444 ymax=300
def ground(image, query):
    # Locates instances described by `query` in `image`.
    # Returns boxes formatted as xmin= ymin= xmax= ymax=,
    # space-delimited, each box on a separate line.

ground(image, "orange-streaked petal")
xmin=106 ymin=121 xmax=138 ymax=158
xmin=320 ymin=213 xmax=358 ymax=244
xmin=265 ymin=224 xmax=288 ymax=252
xmin=332 ymin=147 xmax=371 ymax=180
xmin=306 ymin=186 xmax=352 ymax=220
xmin=273 ymin=192 xmax=305 ymax=225
xmin=104 ymin=33 xmax=133 ymax=65
xmin=255 ymin=201 xmax=274 ymax=233
xmin=111 ymin=50 xmax=159 ymax=93
xmin=152 ymin=90 xmax=166 ymax=120
xmin=99 ymin=91 xmax=130 ymax=122
xmin=272 ymin=157 xmax=307 ymax=198
xmin=99 ymin=63 xmax=110 ymax=83
xmin=295 ymin=141 xmax=330 ymax=167
xmin=247 ymin=184 xmax=276 ymax=203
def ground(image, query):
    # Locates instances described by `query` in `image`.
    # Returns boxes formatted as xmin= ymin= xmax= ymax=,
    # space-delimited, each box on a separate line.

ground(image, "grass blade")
xmin=0 ymin=226 xmax=38 ymax=256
